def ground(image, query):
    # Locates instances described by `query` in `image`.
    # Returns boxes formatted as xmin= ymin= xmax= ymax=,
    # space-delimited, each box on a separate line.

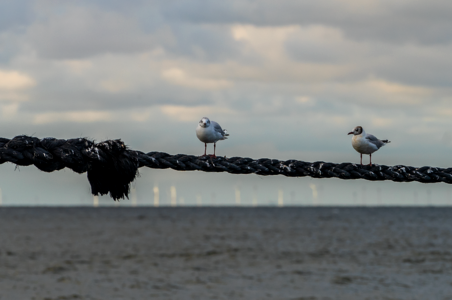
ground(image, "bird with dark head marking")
xmin=196 ymin=117 xmax=229 ymax=157
xmin=347 ymin=126 xmax=390 ymax=166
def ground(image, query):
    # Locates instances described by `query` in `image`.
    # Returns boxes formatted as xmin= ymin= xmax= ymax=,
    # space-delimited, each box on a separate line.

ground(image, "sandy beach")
xmin=0 ymin=207 xmax=451 ymax=300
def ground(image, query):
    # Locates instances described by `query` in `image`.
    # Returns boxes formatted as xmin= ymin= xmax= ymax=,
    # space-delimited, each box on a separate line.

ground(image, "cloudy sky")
xmin=1 ymin=0 xmax=452 ymax=206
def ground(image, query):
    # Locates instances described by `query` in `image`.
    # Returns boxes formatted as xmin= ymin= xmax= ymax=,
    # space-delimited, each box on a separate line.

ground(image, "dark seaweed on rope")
xmin=0 ymin=135 xmax=451 ymax=200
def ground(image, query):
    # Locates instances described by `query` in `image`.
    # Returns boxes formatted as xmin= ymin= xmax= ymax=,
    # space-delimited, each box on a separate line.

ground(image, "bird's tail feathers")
xmin=381 ymin=139 xmax=390 ymax=144
xmin=223 ymin=129 xmax=229 ymax=136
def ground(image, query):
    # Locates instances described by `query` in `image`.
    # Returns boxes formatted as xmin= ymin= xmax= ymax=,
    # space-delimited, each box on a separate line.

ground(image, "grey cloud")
xmin=284 ymin=31 xmax=362 ymax=64
xmin=0 ymin=2 xmax=34 ymax=64
xmin=26 ymin=4 xmax=244 ymax=62
xmin=161 ymin=0 xmax=452 ymax=45
xmin=0 ymin=33 xmax=24 ymax=65
xmin=165 ymin=24 xmax=245 ymax=62
xmin=369 ymin=48 xmax=452 ymax=87
xmin=20 ymin=0 xmax=452 ymax=65
xmin=20 ymin=78 xmax=221 ymax=114
xmin=0 ymin=1 xmax=34 ymax=32
xmin=285 ymin=27 xmax=452 ymax=88
xmin=27 ymin=8 xmax=157 ymax=59
xmin=4 ymin=2 xmax=451 ymax=127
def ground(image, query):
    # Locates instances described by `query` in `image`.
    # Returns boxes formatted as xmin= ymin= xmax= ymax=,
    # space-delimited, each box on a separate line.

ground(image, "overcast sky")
xmin=1 ymin=0 xmax=452 ymax=206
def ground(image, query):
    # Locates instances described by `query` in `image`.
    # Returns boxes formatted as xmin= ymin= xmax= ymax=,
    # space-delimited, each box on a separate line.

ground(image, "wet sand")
xmin=0 ymin=207 xmax=452 ymax=300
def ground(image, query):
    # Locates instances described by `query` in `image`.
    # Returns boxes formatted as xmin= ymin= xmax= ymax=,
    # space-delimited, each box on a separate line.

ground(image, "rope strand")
xmin=0 ymin=135 xmax=450 ymax=200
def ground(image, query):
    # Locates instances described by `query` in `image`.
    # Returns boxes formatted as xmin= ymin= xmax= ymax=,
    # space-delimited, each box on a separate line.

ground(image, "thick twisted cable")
xmin=137 ymin=152 xmax=452 ymax=183
xmin=1 ymin=135 xmax=451 ymax=200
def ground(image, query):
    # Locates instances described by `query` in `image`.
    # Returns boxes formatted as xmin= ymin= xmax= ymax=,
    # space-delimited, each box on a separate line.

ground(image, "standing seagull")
xmin=196 ymin=117 xmax=229 ymax=157
xmin=348 ymin=126 xmax=390 ymax=166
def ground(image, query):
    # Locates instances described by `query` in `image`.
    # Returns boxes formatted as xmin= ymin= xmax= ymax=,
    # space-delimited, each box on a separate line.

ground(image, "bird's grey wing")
xmin=211 ymin=121 xmax=225 ymax=136
xmin=366 ymin=134 xmax=385 ymax=148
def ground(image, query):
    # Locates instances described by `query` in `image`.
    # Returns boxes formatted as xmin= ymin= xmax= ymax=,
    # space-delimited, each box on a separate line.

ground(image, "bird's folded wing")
xmin=366 ymin=134 xmax=385 ymax=148
xmin=212 ymin=121 xmax=226 ymax=136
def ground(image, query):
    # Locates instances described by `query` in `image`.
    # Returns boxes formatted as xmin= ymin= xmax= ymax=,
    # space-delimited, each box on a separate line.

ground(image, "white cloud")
xmin=296 ymin=96 xmax=315 ymax=106
xmin=335 ymin=79 xmax=432 ymax=107
xmin=160 ymin=105 xmax=237 ymax=122
xmin=0 ymin=70 xmax=35 ymax=90
xmin=0 ymin=70 xmax=35 ymax=102
xmin=161 ymin=68 xmax=233 ymax=90
xmin=33 ymin=111 xmax=113 ymax=124
xmin=231 ymin=24 xmax=298 ymax=61
xmin=61 ymin=60 xmax=93 ymax=75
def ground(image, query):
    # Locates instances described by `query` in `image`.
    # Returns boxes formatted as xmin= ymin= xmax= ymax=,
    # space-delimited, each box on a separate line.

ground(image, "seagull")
xmin=348 ymin=126 xmax=390 ymax=166
xmin=196 ymin=117 xmax=229 ymax=157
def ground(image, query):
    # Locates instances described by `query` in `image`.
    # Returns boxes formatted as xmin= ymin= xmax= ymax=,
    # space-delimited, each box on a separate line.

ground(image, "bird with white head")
xmin=196 ymin=117 xmax=229 ymax=157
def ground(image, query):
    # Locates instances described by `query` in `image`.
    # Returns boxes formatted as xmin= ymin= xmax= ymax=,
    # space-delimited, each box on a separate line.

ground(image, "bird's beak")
xmin=347 ymin=131 xmax=354 ymax=135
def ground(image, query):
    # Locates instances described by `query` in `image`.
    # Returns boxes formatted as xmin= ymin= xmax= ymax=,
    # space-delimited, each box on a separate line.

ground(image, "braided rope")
xmin=0 ymin=135 xmax=451 ymax=200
